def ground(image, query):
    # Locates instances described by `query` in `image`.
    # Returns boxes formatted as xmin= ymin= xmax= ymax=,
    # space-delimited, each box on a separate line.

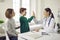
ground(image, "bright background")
xmin=0 ymin=0 xmax=60 ymax=23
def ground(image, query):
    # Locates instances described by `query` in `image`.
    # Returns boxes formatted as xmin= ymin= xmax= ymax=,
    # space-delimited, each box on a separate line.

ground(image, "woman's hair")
xmin=45 ymin=8 xmax=54 ymax=18
xmin=5 ymin=8 xmax=13 ymax=19
xmin=20 ymin=8 xmax=26 ymax=13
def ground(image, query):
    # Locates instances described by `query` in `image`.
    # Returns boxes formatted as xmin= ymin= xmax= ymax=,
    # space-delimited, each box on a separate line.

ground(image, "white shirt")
xmin=7 ymin=18 xmax=17 ymax=36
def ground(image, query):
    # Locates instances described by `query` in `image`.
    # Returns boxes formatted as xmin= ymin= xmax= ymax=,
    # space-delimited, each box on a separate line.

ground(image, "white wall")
xmin=0 ymin=0 xmax=13 ymax=20
xmin=35 ymin=0 xmax=60 ymax=23
xmin=44 ymin=0 xmax=60 ymax=23
xmin=30 ymin=0 xmax=42 ymax=20
xmin=30 ymin=0 xmax=36 ymax=17
xmin=0 ymin=0 xmax=60 ymax=23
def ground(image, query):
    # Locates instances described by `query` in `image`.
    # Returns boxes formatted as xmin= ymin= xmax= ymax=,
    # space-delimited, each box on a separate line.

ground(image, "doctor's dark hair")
xmin=45 ymin=8 xmax=54 ymax=18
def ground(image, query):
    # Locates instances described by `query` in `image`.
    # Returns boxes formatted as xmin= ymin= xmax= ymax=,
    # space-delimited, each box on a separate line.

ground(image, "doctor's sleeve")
xmin=33 ymin=18 xmax=43 ymax=24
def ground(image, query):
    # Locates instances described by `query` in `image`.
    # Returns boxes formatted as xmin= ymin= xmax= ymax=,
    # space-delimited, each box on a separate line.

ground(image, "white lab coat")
xmin=34 ymin=17 xmax=58 ymax=33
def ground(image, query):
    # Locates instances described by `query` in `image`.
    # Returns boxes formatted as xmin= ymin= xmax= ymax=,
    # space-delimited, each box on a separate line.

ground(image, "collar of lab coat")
xmin=45 ymin=16 xmax=51 ymax=21
xmin=43 ymin=16 xmax=51 ymax=26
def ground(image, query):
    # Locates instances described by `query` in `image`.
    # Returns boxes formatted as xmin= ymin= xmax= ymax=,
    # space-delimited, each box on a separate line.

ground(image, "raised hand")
xmin=32 ymin=11 xmax=36 ymax=18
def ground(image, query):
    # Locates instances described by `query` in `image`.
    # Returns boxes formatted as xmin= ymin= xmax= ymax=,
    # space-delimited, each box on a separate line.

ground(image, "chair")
xmin=57 ymin=23 xmax=60 ymax=33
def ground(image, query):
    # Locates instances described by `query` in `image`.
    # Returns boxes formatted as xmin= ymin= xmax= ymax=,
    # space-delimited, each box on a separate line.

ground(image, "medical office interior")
xmin=0 ymin=0 xmax=60 ymax=40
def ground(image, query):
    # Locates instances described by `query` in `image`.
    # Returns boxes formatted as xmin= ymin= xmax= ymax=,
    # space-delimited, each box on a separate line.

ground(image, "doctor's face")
xmin=43 ymin=10 xmax=49 ymax=18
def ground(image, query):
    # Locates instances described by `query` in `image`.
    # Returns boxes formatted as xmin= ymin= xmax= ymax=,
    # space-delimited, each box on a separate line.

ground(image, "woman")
xmin=19 ymin=8 xmax=35 ymax=33
xmin=34 ymin=8 xmax=57 ymax=33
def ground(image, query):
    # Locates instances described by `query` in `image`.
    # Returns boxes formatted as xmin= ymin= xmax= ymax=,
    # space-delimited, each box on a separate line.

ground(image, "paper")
xmin=27 ymin=32 xmax=42 ymax=39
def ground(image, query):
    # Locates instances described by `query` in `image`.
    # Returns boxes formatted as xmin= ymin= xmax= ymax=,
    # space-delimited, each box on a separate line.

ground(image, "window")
xmin=13 ymin=0 xmax=30 ymax=22
xmin=22 ymin=0 xmax=30 ymax=18
xmin=13 ymin=0 xmax=20 ymax=22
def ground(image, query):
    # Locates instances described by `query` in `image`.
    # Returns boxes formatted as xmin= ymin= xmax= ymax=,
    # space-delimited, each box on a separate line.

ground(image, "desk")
xmin=36 ymin=33 xmax=60 ymax=40
xmin=18 ymin=32 xmax=60 ymax=40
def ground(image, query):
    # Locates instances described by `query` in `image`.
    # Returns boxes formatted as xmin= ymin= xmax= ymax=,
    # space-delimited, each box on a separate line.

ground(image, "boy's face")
xmin=23 ymin=10 xmax=26 ymax=16
xmin=12 ymin=11 xmax=15 ymax=17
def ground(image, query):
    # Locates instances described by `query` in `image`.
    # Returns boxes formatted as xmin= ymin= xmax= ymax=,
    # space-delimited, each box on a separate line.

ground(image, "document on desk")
xmin=42 ymin=32 xmax=49 ymax=35
xmin=19 ymin=32 xmax=42 ymax=40
xmin=27 ymin=32 xmax=42 ymax=39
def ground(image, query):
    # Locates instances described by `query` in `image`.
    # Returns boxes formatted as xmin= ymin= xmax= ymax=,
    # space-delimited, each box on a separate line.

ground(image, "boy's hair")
xmin=5 ymin=8 xmax=13 ymax=19
xmin=20 ymin=8 xmax=26 ymax=13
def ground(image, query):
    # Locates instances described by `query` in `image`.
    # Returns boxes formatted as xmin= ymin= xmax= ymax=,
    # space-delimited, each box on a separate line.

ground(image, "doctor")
xmin=34 ymin=8 xmax=56 ymax=33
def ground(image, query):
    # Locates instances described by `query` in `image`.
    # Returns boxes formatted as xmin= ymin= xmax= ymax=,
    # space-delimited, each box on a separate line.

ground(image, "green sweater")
xmin=20 ymin=16 xmax=34 ymax=33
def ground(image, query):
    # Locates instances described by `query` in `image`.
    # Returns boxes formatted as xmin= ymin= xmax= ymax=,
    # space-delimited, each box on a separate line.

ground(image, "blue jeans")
xmin=9 ymin=36 xmax=18 ymax=40
xmin=0 ymin=36 xmax=6 ymax=40
xmin=7 ymin=33 xmax=18 ymax=40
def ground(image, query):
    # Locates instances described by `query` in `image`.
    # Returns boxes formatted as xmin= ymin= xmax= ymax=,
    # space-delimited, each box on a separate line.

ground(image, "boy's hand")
xmin=34 ymin=29 xmax=39 ymax=32
xmin=32 ymin=11 xmax=36 ymax=18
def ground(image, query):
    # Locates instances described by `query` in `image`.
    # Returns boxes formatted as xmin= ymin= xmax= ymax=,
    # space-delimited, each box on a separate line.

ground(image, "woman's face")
xmin=43 ymin=10 xmax=49 ymax=18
